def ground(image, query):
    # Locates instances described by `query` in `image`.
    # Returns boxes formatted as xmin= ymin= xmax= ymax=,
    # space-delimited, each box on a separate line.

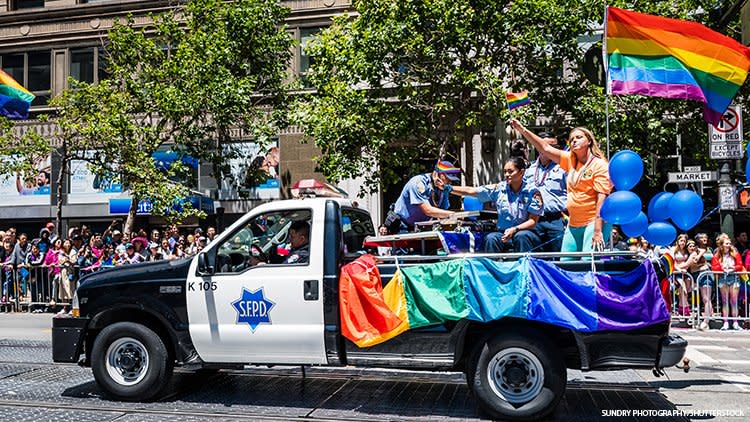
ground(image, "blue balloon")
xmin=647 ymin=192 xmax=673 ymax=222
xmin=609 ymin=150 xmax=644 ymax=191
xmin=668 ymin=190 xmax=704 ymax=231
xmin=600 ymin=191 xmax=642 ymax=225
xmin=621 ymin=211 xmax=648 ymax=238
xmin=644 ymin=222 xmax=677 ymax=246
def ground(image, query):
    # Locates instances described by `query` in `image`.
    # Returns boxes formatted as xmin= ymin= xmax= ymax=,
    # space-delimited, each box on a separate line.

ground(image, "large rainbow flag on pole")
xmin=0 ymin=69 xmax=34 ymax=119
xmin=606 ymin=6 xmax=750 ymax=125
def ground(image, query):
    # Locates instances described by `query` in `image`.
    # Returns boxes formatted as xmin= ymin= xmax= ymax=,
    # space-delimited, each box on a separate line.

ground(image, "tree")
xmin=299 ymin=0 xmax=747 ymax=192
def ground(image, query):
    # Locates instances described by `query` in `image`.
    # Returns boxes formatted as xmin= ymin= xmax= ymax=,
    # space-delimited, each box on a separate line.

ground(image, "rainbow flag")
xmin=506 ymin=91 xmax=530 ymax=111
xmin=0 ymin=69 xmax=34 ymax=119
xmin=340 ymin=256 xmax=670 ymax=347
xmin=606 ymin=7 xmax=750 ymax=125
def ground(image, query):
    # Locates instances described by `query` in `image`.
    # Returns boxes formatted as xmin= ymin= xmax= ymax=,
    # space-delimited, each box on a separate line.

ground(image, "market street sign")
xmin=709 ymin=105 xmax=744 ymax=159
xmin=667 ymin=171 xmax=717 ymax=183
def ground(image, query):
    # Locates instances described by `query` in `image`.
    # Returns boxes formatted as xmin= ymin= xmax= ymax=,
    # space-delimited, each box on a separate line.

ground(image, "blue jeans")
xmin=484 ymin=230 xmax=539 ymax=253
xmin=560 ymin=222 xmax=612 ymax=261
xmin=532 ymin=217 xmax=565 ymax=252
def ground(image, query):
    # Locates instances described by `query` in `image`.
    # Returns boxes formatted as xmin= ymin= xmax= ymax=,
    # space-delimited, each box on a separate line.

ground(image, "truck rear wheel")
xmin=91 ymin=322 xmax=172 ymax=401
xmin=467 ymin=329 xmax=566 ymax=421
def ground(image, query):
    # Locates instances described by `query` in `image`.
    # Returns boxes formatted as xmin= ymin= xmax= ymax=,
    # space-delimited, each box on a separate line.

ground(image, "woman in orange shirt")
xmin=511 ymin=119 xmax=612 ymax=258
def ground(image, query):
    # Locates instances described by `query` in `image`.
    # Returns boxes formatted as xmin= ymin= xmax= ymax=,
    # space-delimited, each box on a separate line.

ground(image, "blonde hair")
xmin=568 ymin=127 xmax=605 ymax=168
xmin=715 ymin=233 xmax=736 ymax=258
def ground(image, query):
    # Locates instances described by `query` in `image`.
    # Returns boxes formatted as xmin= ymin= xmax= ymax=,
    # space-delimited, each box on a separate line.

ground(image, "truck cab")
xmin=52 ymin=197 xmax=686 ymax=421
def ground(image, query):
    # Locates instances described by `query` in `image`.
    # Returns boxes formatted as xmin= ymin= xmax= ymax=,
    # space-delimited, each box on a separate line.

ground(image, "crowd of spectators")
xmin=0 ymin=220 xmax=218 ymax=311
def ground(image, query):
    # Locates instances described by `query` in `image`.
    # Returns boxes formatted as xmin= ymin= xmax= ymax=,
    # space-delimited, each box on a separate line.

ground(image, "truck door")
xmin=186 ymin=207 xmax=326 ymax=364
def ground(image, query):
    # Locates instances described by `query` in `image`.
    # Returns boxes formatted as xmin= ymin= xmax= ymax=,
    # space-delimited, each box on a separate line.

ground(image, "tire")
xmin=91 ymin=322 xmax=173 ymax=401
xmin=467 ymin=329 xmax=566 ymax=421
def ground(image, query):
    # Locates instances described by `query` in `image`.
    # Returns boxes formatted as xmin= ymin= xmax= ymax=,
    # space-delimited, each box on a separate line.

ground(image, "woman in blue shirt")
xmin=450 ymin=157 xmax=544 ymax=252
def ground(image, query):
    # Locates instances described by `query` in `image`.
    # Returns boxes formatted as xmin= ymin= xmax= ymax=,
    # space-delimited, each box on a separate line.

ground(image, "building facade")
xmin=0 ymin=0 xmax=383 ymax=234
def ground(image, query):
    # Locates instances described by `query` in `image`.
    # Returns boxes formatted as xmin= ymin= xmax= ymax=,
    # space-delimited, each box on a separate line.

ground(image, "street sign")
xmin=667 ymin=171 xmax=717 ymax=183
xmin=719 ymin=185 xmax=738 ymax=210
xmin=709 ymin=106 xmax=744 ymax=159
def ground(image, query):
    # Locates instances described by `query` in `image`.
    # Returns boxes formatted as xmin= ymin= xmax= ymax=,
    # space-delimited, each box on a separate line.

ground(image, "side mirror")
xmin=197 ymin=252 xmax=214 ymax=276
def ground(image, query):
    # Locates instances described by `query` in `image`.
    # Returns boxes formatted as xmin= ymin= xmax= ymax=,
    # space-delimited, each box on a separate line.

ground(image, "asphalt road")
xmin=0 ymin=314 xmax=747 ymax=421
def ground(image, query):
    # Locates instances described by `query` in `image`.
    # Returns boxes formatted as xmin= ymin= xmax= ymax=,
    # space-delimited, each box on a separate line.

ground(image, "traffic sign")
xmin=719 ymin=185 xmax=738 ymax=210
xmin=709 ymin=106 xmax=744 ymax=159
xmin=667 ymin=171 xmax=717 ymax=183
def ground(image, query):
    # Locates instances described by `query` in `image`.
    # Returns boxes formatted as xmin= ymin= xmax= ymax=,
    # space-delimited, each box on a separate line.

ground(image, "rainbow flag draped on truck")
xmin=339 ymin=256 xmax=671 ymax=348
xmin=606 ymin=6 xmax=750 ymax=125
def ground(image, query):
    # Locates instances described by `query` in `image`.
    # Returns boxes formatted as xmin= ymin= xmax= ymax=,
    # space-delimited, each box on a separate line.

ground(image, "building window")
xmin=12 ymin=0 xmax=44 ymax=10
xmin=299 ymin=27 xmax=322 ymax=86
xmin=70 ymin=47 xmax=110 ymax=84
xmin=2 ymin=51 xmax=51 ymax=107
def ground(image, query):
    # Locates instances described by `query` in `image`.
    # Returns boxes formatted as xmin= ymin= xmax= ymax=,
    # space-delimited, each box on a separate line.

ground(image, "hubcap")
xmin=105 ymin=337 xmax=149 ymax=386
xmin=487 ymin=347 xmax=544 ymax=404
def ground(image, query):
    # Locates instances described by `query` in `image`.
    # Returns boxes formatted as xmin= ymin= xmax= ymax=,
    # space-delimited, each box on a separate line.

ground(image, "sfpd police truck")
xmin=52 ymin=197 xmax=686 ymax=421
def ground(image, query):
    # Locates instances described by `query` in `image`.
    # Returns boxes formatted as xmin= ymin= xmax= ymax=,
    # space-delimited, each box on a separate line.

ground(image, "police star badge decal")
xmin=232 ymin=288 xmax=276 ymax=332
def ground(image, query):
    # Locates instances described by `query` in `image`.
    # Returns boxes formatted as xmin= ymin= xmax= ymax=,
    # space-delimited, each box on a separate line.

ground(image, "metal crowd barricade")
xmin=669 ymin=271 xmax=698 ymax=327
xmin=1 ymin=263 xmax=109 ymax=313
xmin=694 ymin=270 xmax=750 ymax=330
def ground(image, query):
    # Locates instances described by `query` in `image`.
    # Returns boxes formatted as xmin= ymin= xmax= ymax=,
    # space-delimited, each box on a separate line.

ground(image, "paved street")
xmin=0 ymin=314 xmax=747 ymax=421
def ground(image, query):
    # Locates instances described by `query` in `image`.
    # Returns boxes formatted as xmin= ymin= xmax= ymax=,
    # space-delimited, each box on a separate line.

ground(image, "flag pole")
xmin=603 ymin=2 xmax=610 ymax=160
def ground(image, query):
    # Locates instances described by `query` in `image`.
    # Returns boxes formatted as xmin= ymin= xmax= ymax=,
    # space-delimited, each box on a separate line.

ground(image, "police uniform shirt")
xmin=524 ymin=160 xmax=567 ymax=213
xmin=393 ymin=173 xmax=450 ymax=226
xmin=475 ymin=180 xmax=544 ymax=231
xmin=284 ymin=244 xmax=309 ymax=264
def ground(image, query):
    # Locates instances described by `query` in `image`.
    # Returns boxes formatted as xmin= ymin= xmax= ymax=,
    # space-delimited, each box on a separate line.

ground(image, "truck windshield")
xmin=341 ymin=207 xmax=375 ymax=254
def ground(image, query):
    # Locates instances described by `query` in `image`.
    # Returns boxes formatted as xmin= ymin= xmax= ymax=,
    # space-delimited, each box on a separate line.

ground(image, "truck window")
xmin=341 ymin=207 xmax=375 ymax=254
xmin=215 ymin=209 xmax=312 ymax=273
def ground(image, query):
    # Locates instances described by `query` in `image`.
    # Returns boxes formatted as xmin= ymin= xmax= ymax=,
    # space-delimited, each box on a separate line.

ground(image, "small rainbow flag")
xmin=660 ymin=253 xmax=675 ymax=277
xmin=0 ymin=69 xmax=34 ymax=119
xmin=506 ymin=91 xmax=530 ymax=111
xmin=607 ymin=7 xmax=750 ymax=125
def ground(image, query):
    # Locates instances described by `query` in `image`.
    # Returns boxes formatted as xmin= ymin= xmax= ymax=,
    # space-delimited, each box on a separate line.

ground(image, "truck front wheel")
xmin=467 ymin=329 xmax=566 ymax=421
xmin=91 ymin=322 xmax=172 ymax=401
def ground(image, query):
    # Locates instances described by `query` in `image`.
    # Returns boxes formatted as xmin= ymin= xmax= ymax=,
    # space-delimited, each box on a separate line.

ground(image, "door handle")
xmin=304 ymin=279 xmax=319 ymax=301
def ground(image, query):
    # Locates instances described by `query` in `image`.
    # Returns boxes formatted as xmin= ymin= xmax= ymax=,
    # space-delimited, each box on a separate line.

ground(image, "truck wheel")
xmin=467 ymin=329 xmax=566 ymax=421
xmin=91 ymin=322 xmax=172 ymax=401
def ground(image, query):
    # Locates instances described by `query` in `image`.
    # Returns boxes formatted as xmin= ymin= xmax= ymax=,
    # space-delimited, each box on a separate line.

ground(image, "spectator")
xmin=10 ymin=233 xmax=31 ymax=301
xmin=37 ymin=228 xmax=51 ymax=255
xmin=158 ymin=239 xmax=173 ymax=260
xmin=146 ymin=243 xmax=162 ymax=261
xmin=711 ymin=234 xmax=744 ymax=330
xmin=123 ymin=243 xmax=143 ymax=264
xmin=610 ymin=227 xmax=628 ymax=251
xmin=77 ymin=245 xmax=98 ymax=274
xmin=44 ymin=238 xmax=63 ymax=306
xmin=24 ymin=242 xmax=44 ymax=306
xmin=58 ymin=239 xmax=77 ymax=305
xmin=636 ymin=237 xmax=654 ymax=259
xmin=185 ymin=234 xmax=198 ymax=256
xmin=206 ymin=226 xmax=217 ymax=243
xmin=1 ymin=237 xmax=15 ymax=304
xmin=672 ymin=234 xmax=692 ymax=316
xmin=46 ymin=222 xmax=58 ymax=243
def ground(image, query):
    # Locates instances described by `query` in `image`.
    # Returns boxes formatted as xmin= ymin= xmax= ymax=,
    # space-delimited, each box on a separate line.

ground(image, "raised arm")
xmin=448 ymin=186 xmax=480 ymax=197
xmin=510 ymin=118 xmax=563 ymax=164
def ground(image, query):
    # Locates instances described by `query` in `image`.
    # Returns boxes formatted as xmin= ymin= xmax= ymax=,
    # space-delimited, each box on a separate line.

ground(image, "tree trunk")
xmin=124 ymin=195 xmax=137 ymax=235
xmin=55 ymin=141 xmax=67 ymax=233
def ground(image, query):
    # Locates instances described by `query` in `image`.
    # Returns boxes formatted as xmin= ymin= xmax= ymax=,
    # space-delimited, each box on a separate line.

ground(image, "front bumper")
xmin=52 ymin=316 xmax=90 ymax=363
xmin=658 ymin=333 xmax=687 ymax=369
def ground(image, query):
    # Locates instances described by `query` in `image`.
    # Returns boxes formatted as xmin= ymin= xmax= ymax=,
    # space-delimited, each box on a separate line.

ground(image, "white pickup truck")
xmin=52 ymin=197 xmax=686 ymax=420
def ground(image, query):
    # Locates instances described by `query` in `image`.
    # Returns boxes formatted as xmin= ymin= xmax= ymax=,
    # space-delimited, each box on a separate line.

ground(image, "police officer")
xmin=388 ymin=160 xmax=461 ymax=232
xmin=284 ymin=220 xmax=310 ymax=264
xmin=450 ymin=157 xmax=543 ymax=252
xmin=523 ymin=133 xmax=567 ymax=252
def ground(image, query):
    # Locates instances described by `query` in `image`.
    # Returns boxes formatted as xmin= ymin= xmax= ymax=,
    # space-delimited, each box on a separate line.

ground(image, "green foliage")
xmin=299 ymin=0 xmax=745 ymax=191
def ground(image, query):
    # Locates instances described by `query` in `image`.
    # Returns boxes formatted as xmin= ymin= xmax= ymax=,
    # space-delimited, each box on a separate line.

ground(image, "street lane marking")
xmin=715 ymin=359 xmax=750 ymax=366
xmin=684 ymin=348 xmax=717 ymax=365
xmin=692 ymin=345 xmax=737 ymax=351
xmin=719 ymin=374 xmax=750 ymax=392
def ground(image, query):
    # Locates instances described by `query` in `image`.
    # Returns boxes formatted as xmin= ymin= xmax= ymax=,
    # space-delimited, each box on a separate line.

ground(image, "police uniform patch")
xmin=531 ymin=192 xmax=544 ymax=209
xmin=416 ymin=181 xmax=426 ymax=194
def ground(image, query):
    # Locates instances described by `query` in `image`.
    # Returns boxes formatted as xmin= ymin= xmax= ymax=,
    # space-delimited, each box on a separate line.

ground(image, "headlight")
xmin=71 ymin=291 xmax=80 ymax=318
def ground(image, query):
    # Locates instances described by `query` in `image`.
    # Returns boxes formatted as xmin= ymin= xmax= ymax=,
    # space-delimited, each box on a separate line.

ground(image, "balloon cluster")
xmin=600 ymin=150 xmax=704 ymax=246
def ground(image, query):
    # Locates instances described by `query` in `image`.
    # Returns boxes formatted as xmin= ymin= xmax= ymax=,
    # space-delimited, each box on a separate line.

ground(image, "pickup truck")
xmin=52 ymin=197 xmax=687 ymax=421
